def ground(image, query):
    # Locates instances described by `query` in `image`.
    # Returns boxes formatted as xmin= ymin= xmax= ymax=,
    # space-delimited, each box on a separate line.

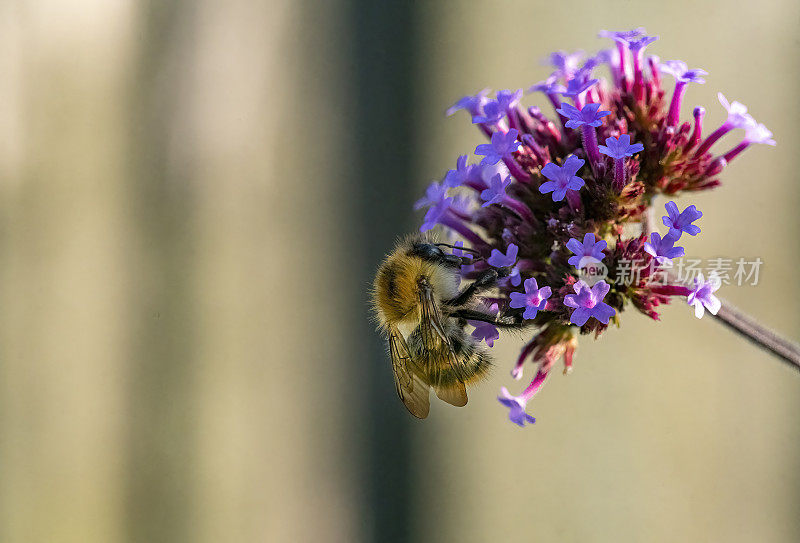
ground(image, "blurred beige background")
xmin=0 ymin=1 xmax=797 ymax=542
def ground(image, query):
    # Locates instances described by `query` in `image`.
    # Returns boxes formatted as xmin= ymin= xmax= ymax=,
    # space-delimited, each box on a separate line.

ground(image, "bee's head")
xmin=409 ymin=241 xmax=472 ymax=268
xmin=409 ymin=242 xmax=445 ymax=262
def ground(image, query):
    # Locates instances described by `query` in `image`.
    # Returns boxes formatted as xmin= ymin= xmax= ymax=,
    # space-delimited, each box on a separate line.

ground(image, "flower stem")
xmin=644 ymin=203 xmax=800 ymax=374
xmin=667 ymin=81 xmax=687 ymax=126
xmin=503 ymin=155 xmax=531 ymax=183
xmin=711 ymin=299 xmax=800 ymax=373
xmin=440 ymin=214 xmax=486 ymax=248
xmin=613 ymin=158 xmax=626 ymax=192
xmin=581 ymin=125 xmax=601 ymax=169
xmin=694 ymin=122 xmax=731 ymax=157
xmin=501 ymin=196 xmax=534 ymax=222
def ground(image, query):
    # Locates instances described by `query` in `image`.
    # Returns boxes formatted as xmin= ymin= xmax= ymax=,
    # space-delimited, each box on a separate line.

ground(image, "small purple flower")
xmin=563 ymin=280 xmax=616 ymax=326
xmin=566 ymin=233 xmax=606 ymax=269
xmin=559 ymin=76 xmax=599 ymax=99
xmin=644 ymin=232 xmax=685 ymax=265
xmin=720 ymin=121 xmax=777 ymax=163
xmin=487 ymin=243 xmax=518 ymax=268
xmin=548 ymin=50 xmax=583 ymax=78
xmin=601 ymin=135 xmax=642 ymax=190
xmin=472 ymin=89 xmax=523 ymax=125
xmin=598 ymin=28 xmax=647 ymax=84
xmin=419 ymin=197 xmax=453 ymax=232
xmin=497 ymin=387 xmax=536 ymax=426
xmin=509 ymin=277 xmax=552 ymax=320
xmin=475 ymin=128 xmax=521 ymax=166
xmin=469 ymin=302 xmax=500 ymax=346
xmin=598 ymin=28 xmax=647 ymax=43
xmin=743 ymin=122 xmax=776 ymax=146
xmin=443 ymin=155 xmax=476 ymax=188
xmin=555 ymin=102 xmax=611 ymax=128
xmin=539 ymin=155 xmax=585 ymax=202
xmin=471 ymin=100 xmax=506 ymax=125
xmin=528 ymin=73 xmax=565 ymax=95
xmin=598 ymin=134 xmax=644 ymax=159
xmin=413 ymin=180 xmax=447 ymax=210
xmin=718 ymin=93 xmax=755 ymax=129
xmin=694 ymin=93 xmax=758 ymax=156
xmin=448 ymin=194 xmax=473 ymax=216
xmin=687 ymin=273 xmax=721 ymax=319
xmin=626 ymin=35 xmax=658 ymax=53
xmin=578 ymin=53 xmax=605 ymax=76
xmin=659 ymin=60 xmax=707 ymax=84
xmin=476 ymin=161 xmax=510 ymax=186
xmin=487 ymin=243 xmax=520 ymax=286
xmin=446 ymin=89 xmax=490 ymax=116
xmin=662 ymin=201 xmax=702 ymax=238
xmin=471 ymin=320 xmax=500 ymax=347
xmin=480 ymin=173 xmax=511 ymax=207
xmin=496 ymin=89 xmax=523 ymax=109
xmin=593 ymin=48 xmax=616 ymax=66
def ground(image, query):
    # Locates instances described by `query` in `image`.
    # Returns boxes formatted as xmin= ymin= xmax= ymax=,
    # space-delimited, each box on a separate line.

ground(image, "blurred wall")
xmin=0 ymin=1 xmax=797 ymax=543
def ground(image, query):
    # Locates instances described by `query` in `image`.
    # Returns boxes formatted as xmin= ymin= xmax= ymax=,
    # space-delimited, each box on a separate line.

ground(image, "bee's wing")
xmin=434 ymin=383 xmax=467 ymax=407
xmin=388 ymin=326 xmax=430 ymax=419
xmin=417 ymin=281 xmax=469 ymax=407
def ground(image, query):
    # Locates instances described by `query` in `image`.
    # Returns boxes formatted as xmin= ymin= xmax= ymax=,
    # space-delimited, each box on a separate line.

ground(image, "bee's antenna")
xmin=434 ymin=242 xmax=481 ymax=256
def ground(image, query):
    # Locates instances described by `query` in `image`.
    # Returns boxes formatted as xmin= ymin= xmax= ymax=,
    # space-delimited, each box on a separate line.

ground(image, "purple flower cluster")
xmin=417 ymin=27 xmax=773 ymax=426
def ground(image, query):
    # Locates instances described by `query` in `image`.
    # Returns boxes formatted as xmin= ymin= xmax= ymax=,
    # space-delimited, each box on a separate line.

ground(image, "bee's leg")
xmin=449 ymin=308 xmax=527 ymax=329
xmin=444 ymin=267 xmax=508 ymax=307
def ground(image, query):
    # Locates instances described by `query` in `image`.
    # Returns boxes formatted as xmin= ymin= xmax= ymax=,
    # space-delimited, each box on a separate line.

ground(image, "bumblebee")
xmin=372 ymin=235 xmax=520 ymax=418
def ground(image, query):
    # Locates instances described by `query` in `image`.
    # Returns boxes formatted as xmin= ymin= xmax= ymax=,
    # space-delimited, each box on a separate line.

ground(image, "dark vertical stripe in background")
xmin=345 ymin=2 xmax=420 ymax=542
xmin=127 ymin=2 xmax=198 ymax=542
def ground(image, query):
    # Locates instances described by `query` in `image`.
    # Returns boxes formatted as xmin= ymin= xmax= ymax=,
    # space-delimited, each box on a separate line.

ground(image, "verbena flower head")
xmin=411 ymin=27 xmax=774 ymax=426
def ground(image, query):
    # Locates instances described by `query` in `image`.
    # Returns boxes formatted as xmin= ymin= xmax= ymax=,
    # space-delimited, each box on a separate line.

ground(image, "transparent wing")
xmin=417 ymin=280 xmax=468 ymax=406
xmin=434 ymin=383 xmax=467 ymax=407
xmin=388 ymin=326 xmax=430 ymax=419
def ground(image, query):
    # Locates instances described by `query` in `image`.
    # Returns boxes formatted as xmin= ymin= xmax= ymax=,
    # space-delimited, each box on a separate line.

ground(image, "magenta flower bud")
xmin=691 ymin=106 xmax=705 ymax=146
